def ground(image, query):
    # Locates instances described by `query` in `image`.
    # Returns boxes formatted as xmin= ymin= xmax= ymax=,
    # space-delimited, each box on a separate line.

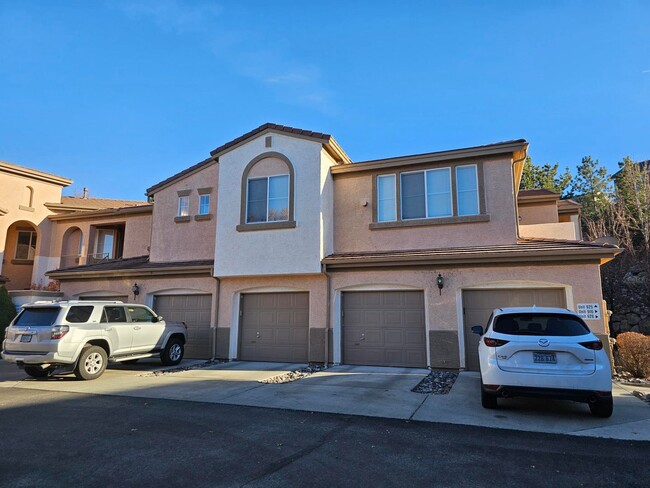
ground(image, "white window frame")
xmin=377 ymin=174 xmax=397 ymax=222
xmin=455 ymin=164 xmax=479 ymax=216
xmin=245 ymin=174 xmax=290 ymax=224
xmin=95 ymin=229 xmax=115 ymax=259
xmin=399 ymin=168 xmax=453 ymax=220
xmin=198 ymin=194 xmax=210 ymax=215
xmin=177 ymin=196 xmax=190 ymax=217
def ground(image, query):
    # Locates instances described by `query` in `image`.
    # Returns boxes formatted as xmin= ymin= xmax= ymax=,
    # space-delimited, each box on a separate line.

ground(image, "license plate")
xmin=533 ymin=352 xmax=556 ymax=364
xmin=20 ymin=335 xmax=32 ymax=343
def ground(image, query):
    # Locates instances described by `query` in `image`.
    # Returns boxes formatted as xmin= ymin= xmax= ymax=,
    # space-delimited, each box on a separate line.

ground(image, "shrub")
xmin=615 ymin=332 xmax=650 ymax=378
xmin=0 ymin=285 xmax=17 ymax=338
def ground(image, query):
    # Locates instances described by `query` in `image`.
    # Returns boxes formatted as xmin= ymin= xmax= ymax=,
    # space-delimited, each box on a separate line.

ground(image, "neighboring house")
xmin=517 ymin=189 xmax=582 ymax=241
xmin=27 ymin=123 xmax=624 ymax=371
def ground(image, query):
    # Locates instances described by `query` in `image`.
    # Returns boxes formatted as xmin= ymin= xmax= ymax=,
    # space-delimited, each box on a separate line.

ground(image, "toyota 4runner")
xmin=1 ymin=300 xmax=188 ymax=380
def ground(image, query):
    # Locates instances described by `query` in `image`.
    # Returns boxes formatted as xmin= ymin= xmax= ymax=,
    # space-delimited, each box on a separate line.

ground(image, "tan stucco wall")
xmin=59 ymin=275 xmax=217 ymax=308
xmin=0 ymin=169 xmax=67 ymax=288
xmin=329 ymin=261 xmax=606 ymax=367
xmin=149 ymin=162 xmax=218 ymax=262
xmin=519 ymin=222 xmax=578 ymax=240
xmin=332 ymin=156 xmax=518 ymax=252
xmin=518 ymin=201 xmax=559 ymax=225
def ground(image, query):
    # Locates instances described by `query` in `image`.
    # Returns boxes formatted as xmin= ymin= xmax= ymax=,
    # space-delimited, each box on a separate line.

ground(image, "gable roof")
xmin=0 ymin=160 xmax=72 ymax=187
xmin=146 ymin=123 xmax=352 ymax=196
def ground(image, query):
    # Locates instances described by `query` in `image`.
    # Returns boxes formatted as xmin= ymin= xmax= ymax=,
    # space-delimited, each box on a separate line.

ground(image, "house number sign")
xmin=577 ymin=303 xmax=601 ymax=320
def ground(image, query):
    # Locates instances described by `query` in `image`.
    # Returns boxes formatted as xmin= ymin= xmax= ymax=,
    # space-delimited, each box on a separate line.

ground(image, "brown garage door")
xmin=342 ymin=291 xmax=426 ymax=368
xmin=239 ymin=292 xmax=309 ymax=363
xmin=153 ymin=294 xmax=212 ymax=359
xmin=463 ymin=288 xmax=566 ymax=371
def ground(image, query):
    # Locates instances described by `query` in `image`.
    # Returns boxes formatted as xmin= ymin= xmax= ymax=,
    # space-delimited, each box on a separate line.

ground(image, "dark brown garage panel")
xmin=342 ymin=291 xmax=426 ymax=368
xmin=463 ymin=288 xmax=566 ymax=371
xmin=239 ymin=292 xmax=309 ymax=363
xmin=153 ymin=294 xmax=212 ymax=359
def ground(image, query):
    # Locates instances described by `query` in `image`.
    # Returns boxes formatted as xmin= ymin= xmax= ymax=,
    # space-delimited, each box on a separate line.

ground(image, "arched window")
xmin=237 ymin=152 xmax=296 ymax=231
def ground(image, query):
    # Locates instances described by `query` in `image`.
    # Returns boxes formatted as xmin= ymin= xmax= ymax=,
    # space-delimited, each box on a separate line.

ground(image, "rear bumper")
xmin=1 ymin=350 xmax=75 ymax=366
xmin=482 ymin=384 xmax=612 ymax=403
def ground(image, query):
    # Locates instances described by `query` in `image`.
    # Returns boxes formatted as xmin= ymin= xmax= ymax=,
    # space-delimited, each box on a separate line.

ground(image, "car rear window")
xmin=493 ymin=313 xmax=591 ymax=336
xmin=65 ymin=306 xmax=94 ymax=323
xmin=13 ymin=307 xmax=61 ymax=326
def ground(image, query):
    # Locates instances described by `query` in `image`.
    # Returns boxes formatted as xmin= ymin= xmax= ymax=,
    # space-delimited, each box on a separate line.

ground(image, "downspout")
xmin=323 ymin=264 xmax=331 ymax=369
xmin=211 ymin=275 xmax=220 ymax=361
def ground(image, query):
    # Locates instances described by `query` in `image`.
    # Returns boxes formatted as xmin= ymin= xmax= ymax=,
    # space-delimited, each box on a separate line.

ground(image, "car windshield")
xmin=493 ymin=313 xmax=591 ymax=336
xmin=13 ymin=307 xmax=61 ymax=326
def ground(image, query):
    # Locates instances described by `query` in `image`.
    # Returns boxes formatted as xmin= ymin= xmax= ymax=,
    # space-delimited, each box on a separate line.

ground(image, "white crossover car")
xmin=472 ymin=307 xmax=613 ymax=417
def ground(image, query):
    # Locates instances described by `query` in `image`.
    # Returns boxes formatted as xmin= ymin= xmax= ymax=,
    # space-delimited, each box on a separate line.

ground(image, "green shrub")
xmin=0 ymin=285 xmax=17 ymax=339
xmin=615 ymin=332 xmax=650 ymax=378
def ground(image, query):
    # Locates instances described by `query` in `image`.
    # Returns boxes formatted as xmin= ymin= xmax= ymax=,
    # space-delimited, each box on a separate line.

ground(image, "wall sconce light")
xmin=131 ymin=283 xmax=140 ymax=297
xmin=436 ymin=274 xmax=444 ymax=295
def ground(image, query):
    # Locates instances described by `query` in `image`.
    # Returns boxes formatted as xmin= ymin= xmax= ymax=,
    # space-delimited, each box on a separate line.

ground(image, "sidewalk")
xmin=1 ymin=359 xmax=649 ymax=441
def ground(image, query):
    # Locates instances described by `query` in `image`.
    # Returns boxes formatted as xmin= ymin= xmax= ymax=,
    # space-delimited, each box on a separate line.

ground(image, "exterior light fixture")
xmin=132 ymin=283 xmax=140 ymax=297
xmin=436 ymin=274 xmax=444 ymax=295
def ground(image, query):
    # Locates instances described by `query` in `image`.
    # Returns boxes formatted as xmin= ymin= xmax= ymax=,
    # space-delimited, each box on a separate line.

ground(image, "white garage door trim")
xmin=457 ymin=283 xmax=571 ymax=369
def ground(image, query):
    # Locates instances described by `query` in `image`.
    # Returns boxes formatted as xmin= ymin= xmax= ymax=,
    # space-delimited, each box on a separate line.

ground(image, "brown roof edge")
xmin=47 ymin=203 xmax=153 ymax=221
xmin=330 ymin=139 xmax=528 ymax=175
xmin=209 ymin=123 xmax=331 ymax=158
xmin=145 ymin=156 xmax=217 ymax=196
xmin=0 ymin=160 xmax=73 ymax=187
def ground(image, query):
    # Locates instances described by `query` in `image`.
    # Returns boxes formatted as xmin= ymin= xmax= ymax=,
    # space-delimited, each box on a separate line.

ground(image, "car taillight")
xmin=483 ymin=337 xmax=509 ymax=347
xmin=579 ymin=340 xmax=603 ymax=350
xmin=51 ymin=325 xmax=69 ymax=340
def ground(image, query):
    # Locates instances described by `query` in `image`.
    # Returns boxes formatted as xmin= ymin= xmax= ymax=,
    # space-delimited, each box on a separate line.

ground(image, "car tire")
xmin=74 ymin=345 xmax=108 ymax=380
xmin=480 ymin=381 xmax=498 ymax=409
xmin=161 ymin=338 xmax=184 ymax=366
xmin=589 ymin=396 xmax=613 ymax=418
xmin=24 ymin=366 xmax=52 ymax=379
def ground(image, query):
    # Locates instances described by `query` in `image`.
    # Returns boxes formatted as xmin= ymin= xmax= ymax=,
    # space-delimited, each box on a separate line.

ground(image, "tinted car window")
xmin=494 ymin=313 xmax=591 ymax=336
xmin=66 ymin=306 xmax=94 ymax=323
xmin=102 ymin=306 xmax=127 ymax=323
xmin=128 ymin=307 xmax=156 ymax=323
xmin=13 ymin=307 xmax=61 ymax=326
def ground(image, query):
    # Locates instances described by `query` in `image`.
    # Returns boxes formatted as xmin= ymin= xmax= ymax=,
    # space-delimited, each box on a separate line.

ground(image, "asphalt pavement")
xmin=1 ymin=388 xmax=648 ymax=488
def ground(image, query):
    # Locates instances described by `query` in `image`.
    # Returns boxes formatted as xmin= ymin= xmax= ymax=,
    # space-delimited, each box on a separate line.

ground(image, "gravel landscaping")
xmin=411 ymin=370 xmax=458 ymax=394
xmin=140 ymin=359 xmax=226 ymax=376
xmin=258 ymin=364 xmax=325 ymax=384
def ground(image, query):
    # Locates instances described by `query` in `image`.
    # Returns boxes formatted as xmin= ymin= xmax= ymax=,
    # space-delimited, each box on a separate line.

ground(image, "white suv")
xmin=472 ymin=307 xmax=613 ymax=417
xmin=1 ymin=300 xmax=188 ymax=380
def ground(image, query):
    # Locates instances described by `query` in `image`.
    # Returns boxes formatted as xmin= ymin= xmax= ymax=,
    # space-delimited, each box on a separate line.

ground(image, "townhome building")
xmin=6 ymin=124 xmax=621 ymax=371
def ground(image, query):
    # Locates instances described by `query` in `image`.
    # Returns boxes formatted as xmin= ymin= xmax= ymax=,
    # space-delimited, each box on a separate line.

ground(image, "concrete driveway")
xmin=1 ymin=359 xmax=648 ymax=441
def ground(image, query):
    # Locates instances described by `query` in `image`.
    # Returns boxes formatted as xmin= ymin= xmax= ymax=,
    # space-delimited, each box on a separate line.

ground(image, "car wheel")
xmin=24 ymin=366 xmax=52 ymax=379
xmin=161 ymin=338 xmax=184 ymax=366
xmin=589 ymin=396 xmax=613 ymax=418
xmin=480 ymin=380 xmax=498 ymax=409
xmin=74 ymin=345 xmax=108 ymax=380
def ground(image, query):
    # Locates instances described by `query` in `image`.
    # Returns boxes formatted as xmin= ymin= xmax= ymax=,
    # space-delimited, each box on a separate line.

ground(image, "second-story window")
xmin=199 ymin=194 xmax=210 ymax=215
xmin=246 ymin=175 xmax=289 ymax=223
xmin=375 ymin=164 xmax=481 ymax=225
xmin=177 ymin=196 xmax=190 ymax=217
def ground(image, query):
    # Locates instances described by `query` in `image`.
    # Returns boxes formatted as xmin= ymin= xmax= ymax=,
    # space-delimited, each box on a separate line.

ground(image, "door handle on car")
xmin=105 ymin=327 xmax=113 ymax=331
xmin=133 ymin=326 xmax=142 ymax=331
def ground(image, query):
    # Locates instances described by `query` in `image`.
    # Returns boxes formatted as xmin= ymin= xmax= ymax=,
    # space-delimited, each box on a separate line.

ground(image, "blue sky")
xmin=1 ymin=0 xmax=648 ymax=201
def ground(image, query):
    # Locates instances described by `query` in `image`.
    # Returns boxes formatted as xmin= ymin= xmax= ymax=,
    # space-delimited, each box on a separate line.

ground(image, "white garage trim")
xmin=333 ymin=283 xmax=427 ymax=366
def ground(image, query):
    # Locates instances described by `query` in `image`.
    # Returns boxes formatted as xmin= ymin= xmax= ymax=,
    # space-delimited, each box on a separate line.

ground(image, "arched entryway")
xmin=3 ymin=221 xmax=39 ymax=290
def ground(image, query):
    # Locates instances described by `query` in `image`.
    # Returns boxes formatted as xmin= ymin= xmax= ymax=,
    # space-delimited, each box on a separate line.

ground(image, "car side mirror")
xmin=155 ymin=315 xmax=163 ymax=323
xmin=471 ymin=326 xmax=484 ymax=336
